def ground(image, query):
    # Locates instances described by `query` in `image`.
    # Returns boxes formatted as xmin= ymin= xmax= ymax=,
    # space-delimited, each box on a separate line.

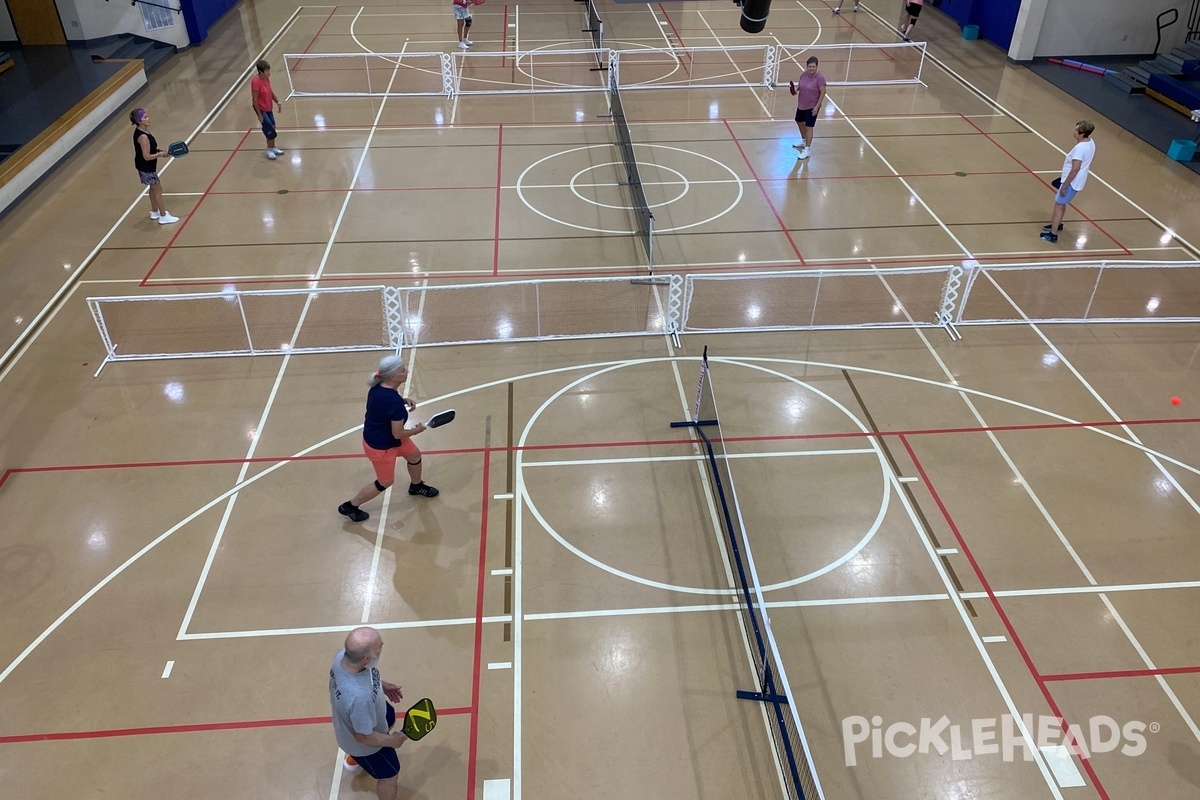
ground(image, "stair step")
xmin=1180 ymin=41 xmax=1200 ymax=58
xmin=1125 ymin=65 xmax=1153 ymax=82
xmin=1156 ymin=52 xmax=1186 ymax=70
xmin=1104 ymin=71 xmax=1146 ymax=93
xmin=1138 ymin=59 xmax=1174 ymax=74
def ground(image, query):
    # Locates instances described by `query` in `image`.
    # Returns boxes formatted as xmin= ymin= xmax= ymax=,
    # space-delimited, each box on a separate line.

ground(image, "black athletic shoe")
xmin=338 ymin=501 xmax=369 ymax=522
xmin=408 ymin=482 xmax=440 ymax=498
xmin=1039 ymin=231 xmax=1058 ymax=243
xmin=1042 ymin=224 xmax=1064 ymax=232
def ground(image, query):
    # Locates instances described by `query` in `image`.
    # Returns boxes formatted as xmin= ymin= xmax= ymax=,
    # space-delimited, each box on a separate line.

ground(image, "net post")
xmin=955 ymin=260 xmax=981 ymax=325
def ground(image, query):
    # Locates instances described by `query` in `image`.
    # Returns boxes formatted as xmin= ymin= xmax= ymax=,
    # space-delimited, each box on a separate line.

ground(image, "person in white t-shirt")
xmin=1040 ymin=120 xmax=1096 ymax=243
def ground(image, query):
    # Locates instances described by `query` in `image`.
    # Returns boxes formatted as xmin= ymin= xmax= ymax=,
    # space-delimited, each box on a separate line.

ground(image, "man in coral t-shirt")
xmin=251 ymin=59 xmax=284 ymax=160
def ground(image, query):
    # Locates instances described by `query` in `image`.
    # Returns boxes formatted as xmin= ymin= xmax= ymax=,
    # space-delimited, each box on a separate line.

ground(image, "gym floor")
xmin=2 ymin=2 xmax=1200 ymax=799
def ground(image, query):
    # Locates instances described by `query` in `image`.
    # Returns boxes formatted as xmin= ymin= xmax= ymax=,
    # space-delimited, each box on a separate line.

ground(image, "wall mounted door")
xmin=7 ymin=0 xmax=67 ymax=44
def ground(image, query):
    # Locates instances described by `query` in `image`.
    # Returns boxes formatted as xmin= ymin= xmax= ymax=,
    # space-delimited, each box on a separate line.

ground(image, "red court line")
xmin=956 ymin=113 xmax=1133 ymax=257
xmin=0 ymin=707 xmax=471 ymax=745
xmin=493 ymin=123 xmax=504 ymax=277
xmin=303 ymin=7 xmax=339 ymax=54
xmin=761 ymin=169 xmax=1029 ymax=182
xmin=721 ymin=120 xmax=807 ymax=265
xmin=501 ymin=5 xmax=509 ymax=67
xmin=466 ymin=449 xmax=491 ymax=800
xmin=656 ymin=5 xmax=689 ymax=56
xmin=900 ymin=435 xmax=1111 ymax=799
xmin=205 ymin=186 xmax=499 ymax=196
xmin=139 ymin=128 xmax=255 ymax=286
xmin=136 ymin=247 xmax=1144 ymax=288
xmin=2 ymin=416 xmax=1196 ymax=483
xmin=1043 ymin=665 xmax=1200 ymax=683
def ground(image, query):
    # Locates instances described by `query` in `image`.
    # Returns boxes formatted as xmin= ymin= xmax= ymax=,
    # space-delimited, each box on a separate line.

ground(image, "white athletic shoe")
xmin=150 ymin=211 xmax=160 ymax=220
xmin=266 ymin=149 xmax=277 ymax=160
xmin=458 ymin=41 xmax=469 ymax=49
xmin=463 ymin=38 xmax=473 ymax=45
xmin=343 ymin=755 xmax=361 ymax=772
xmin=158 ymin=213 xmax=179 ymax=225
xmin=795 ymin=147 xmax=810 ymax=160
xmin=271 ymin=147 xmax=285 ymax=155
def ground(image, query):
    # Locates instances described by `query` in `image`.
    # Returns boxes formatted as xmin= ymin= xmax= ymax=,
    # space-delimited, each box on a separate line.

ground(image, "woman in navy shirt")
xmin=338 ymin=356 xmax=439 ymax=522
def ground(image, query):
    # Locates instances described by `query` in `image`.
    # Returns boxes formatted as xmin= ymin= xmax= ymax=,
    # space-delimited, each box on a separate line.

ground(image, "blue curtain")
xmin=180 ymin=0 xmax=240 ymax=45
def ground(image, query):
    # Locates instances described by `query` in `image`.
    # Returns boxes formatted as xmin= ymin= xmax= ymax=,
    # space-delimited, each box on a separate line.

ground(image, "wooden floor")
xmin=3 ymin=2 xmax=1200 ymax=799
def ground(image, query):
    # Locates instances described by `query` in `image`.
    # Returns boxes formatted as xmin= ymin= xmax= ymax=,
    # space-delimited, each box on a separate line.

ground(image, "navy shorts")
xmin=795 ymin=108 xmax=818 ymax=127
xmin=355 ymin=703 xmax=400 ymax=780
xmin=260 ymin=110 xmax=277 ymax=140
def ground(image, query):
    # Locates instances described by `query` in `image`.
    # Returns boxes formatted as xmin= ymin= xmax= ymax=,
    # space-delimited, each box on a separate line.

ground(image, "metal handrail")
xmin=1155 ymin=8 xmax=1178 ymax=56
xmin=104 ymin=0 xmax=181 ymax=13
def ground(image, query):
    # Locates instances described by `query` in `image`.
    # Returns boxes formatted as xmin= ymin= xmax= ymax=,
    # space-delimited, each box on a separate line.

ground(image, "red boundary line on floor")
xmin=0 ymin=708 xmax=471 ymax=744
xmin=721 ymin=119 xmax=807 ymax=265
xmin=1 ymin=415 xmax=1196 ymax=488
xmin=136 ymin=247 xmax=1148 ymax=287
xmin=956 ymin=113 xmax=1133 ymax=257
xmin=1043 ymin=665 xmax=1200 ymax=683
xmin=138 ymin=128 xmax=255 ymax=286
xmin=656 ymin=4 xmax=689 ymax=57
xmin=900 ymin=434 xmax=1111 ymax=799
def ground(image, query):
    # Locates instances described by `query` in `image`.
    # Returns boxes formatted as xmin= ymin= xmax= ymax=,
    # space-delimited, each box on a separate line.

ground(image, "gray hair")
xmin=344 ymin=626 xmax=380 ymax=662
xmin=369 ymin=355 xmax=406 ymax=386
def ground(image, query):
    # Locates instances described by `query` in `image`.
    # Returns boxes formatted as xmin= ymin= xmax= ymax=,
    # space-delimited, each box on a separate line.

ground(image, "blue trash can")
xmin=963 ymin=24 xmax=980 ymax=40
xmin=1167 ymin=138 xmax=1197 ymax=161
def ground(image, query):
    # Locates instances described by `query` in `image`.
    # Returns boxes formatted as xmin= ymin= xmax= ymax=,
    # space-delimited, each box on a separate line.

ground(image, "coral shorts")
xmin=363 ymin=438 xmax=418 ymax=485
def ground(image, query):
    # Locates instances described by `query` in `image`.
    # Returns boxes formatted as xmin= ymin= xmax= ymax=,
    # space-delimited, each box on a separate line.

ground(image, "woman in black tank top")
xmin=130 ymin=108 xmax=178 ymax=225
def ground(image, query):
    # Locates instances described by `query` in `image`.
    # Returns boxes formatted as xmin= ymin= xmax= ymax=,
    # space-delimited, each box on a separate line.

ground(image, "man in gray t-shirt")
xmin=329 ymin=626 xmax=408 ymax=797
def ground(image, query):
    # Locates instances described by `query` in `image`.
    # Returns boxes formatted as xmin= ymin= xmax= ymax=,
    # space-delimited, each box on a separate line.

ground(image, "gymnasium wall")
xmin=1012 ymin=0 xmax=1191 ymax=60
xmin=53 ymin=0 xmax=189 ymax=48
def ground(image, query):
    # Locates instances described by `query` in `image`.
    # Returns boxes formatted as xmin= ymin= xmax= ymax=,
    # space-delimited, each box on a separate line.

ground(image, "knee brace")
xmin=375 ymin=479 xmax=389 ymax=492
xmin=406 ymin=457 xmax=422 ymax=467
xmin=464 ymin=16 xmax=472 ymax=30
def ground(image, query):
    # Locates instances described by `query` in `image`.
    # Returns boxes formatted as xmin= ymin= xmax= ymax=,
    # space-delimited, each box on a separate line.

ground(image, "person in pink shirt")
xmin=251 ymin=59 xmax=284 ymax=160
xmin=789 ymin=56 xmax=827 ymax=161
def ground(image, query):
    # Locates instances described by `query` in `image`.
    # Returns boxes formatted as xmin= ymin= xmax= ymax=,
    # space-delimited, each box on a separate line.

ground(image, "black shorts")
xmin=795 ymin=108 xmax=818 ymax=127
xmin=353 ymin=703 xmax=400 ymax=780
xmin=906 ymin=3 xmax=922 ymax=17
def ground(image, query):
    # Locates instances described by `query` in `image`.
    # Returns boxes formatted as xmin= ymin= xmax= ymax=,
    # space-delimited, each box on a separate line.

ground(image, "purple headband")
xmin=135 ymin=109 xmax=146 ymax=123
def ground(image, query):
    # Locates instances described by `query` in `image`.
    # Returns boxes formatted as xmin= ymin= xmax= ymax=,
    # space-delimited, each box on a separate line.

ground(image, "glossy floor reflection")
xmin=2 ymin=2 xmax=1200 ymax=800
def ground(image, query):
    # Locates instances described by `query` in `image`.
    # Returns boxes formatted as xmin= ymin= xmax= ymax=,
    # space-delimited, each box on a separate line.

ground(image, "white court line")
xmin=1040 ymin=745 xmax=1087 ymax=788
xmin=918 ymin=40 xmax=1200 ymax=257
xmin=483 ymin=778 xmax=511 ymax=800
xmin=328 ymin=747 xmax=346 ymax=800
xmin=888 ymin=471 xmax=1065 ymax=797
xmin=935 ymin=547 xmax=957 ymax=555
xmin=493 ymin=492 xmax=514 ymax=500
xmin=491 ymin=568 xmax=513 ymax=576
xmin=180 ymin=614 xmax=512 ymax=641
xmin=488 ymin=662 xmax=513 ymax=670
xmin=694 ymin=10 xmax=772 ymax=118
xmin=161 ymin=660 xmax=174 ymax=678
xmin=0 ymin=9 xmax=301 ymax=382
xmin=897 ymin=475 xmax=919 ymax=483
xmin=361 ymin=487 xmax=393 ymax=623
xmin=523 ymin=448 xmax=877 ymax=468
xmin=981 ymin=635 xmax=1007 ymax=644
xmin=178 ymin=49 xmax=411 ymax=640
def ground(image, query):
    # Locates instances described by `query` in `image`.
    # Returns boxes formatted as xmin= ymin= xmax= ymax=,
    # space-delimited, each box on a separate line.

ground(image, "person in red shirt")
xmin=251 ymin=60 xmax=284 ymax=160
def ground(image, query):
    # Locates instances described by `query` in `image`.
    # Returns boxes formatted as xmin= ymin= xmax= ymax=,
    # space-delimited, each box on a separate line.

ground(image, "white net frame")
xmin=284 ymin=51 xmax=455 ymax=97
xmin=280 ymin=41 xmax=927 ymax=99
